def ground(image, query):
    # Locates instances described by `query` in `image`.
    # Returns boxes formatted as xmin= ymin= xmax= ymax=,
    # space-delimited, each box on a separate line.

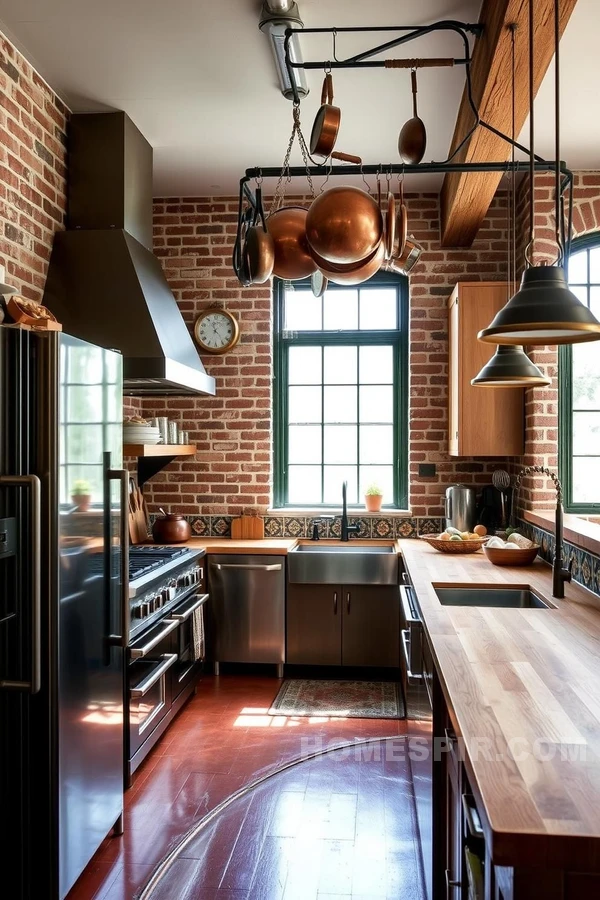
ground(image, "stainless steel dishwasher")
xmin=208 ymin=555 xmax=285 ymax=675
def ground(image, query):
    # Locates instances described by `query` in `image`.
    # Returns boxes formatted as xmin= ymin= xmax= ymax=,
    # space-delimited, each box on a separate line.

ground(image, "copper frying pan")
xmin=310 ymin=73 xmax=341 ymax=158
xmin=244 ymin=186 xmax=275 ymax=284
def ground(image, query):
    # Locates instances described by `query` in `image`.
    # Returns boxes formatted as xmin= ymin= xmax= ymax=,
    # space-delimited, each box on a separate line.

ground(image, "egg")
xmin=446 ymin=527 xmax=461 ymax=536
xmin=449 ymin=535 xmax=462 ymax=542
xmin=486 ymin=537 xmax=506 ymax=549
xmin=507 ymin=533 xmax=533 ymax=549
xmin=439 ymin=532 xmax=451 ymax=541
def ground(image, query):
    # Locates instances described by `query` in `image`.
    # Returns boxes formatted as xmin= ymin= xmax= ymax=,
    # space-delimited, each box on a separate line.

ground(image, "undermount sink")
xmin=434 ymin=585 xmax=553 ymax=610
xmin=288 ymin=542 xmax=398 ymax=585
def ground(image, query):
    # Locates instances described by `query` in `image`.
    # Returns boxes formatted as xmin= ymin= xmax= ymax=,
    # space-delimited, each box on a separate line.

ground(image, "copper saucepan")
xmin=306 ymin=186 xmax=383 ymax=266
xmin=267 ymin=206 xmax=318 ymax=281
xmin=318 ymin=240 xmax=385 ymax=286
xmin=310 ymin=73 xmax=341 ymax=158
xmin=386 ymin=234 xmax=423 ymax=275
xmin=244 ymin=186 xmax=275 ymax=284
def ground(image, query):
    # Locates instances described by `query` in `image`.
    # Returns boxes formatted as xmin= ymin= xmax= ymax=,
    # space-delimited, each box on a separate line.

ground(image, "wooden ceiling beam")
xmin=440 ymin=0 xmax=578 ymax=248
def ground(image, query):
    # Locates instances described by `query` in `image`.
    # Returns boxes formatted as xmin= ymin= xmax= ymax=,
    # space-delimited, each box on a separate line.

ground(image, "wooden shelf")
xmin=123 ymin=444 xmax=196 ymax=487
xmin=123 ymin=443 xmax=196 ymax=457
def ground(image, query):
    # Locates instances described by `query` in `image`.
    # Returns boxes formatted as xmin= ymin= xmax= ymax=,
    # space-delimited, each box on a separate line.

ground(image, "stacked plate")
xmin=123 ymin=424 xmax=162 ymax=445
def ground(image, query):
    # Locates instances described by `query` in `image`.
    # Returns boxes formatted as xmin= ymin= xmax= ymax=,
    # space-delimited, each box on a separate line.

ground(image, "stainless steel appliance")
xmin=0 ymin=328 xmax=126 ymax=900
xmin=400 ymin=574 xmax=433 ymax=900
xmin=209 ymin=555 xmax=285 ymax=675
xmin=126 ymin=546 xmax=208 ymax=780
xmin=444 ymin=484 xmax=477 ymax=533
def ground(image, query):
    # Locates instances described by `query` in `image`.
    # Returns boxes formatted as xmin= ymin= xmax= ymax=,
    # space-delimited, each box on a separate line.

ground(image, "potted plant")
xmin=71 ymin=479 xmax=92 ymax=512
xmin=364 ymin=483 xmax=384 ymax=512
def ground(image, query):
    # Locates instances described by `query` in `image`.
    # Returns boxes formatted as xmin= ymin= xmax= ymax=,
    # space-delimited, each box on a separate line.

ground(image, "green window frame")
xmin=559 ymin=233 xmax=600 ymax=512
xmin=273 ymin=272 xmax=409 ymax=509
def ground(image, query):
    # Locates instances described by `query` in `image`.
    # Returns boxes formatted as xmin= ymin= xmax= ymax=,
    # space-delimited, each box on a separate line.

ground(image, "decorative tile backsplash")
xmin=521 ymin=520 xmax=600 ymax=598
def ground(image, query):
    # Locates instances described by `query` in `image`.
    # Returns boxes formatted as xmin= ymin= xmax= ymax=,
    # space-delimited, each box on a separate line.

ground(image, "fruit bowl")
xmin=483 ymin=545 xmax=540 ymax=566
xmin=418 ymin=534 xmax=488 ymax=554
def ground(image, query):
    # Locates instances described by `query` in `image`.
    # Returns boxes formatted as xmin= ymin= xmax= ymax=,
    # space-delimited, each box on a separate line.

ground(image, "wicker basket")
xmin=483 ymin=544 xmax=540 ymax=566
xmin=418 ymin=534 xmax=488 ymax=554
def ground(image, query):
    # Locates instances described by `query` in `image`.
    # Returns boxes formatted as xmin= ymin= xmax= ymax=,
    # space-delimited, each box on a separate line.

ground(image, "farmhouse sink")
xmin=293 ymin=544 xmax=395 ymax=553
xmin=288 ymin=542 xmax=398 ymax=585
xmin=434 ymin=586 xmax=553 ymax=609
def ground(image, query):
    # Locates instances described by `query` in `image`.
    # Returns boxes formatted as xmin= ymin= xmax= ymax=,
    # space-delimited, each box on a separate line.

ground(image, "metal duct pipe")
xmin=259 ymin=1 xmax=309 ymax=99
xmin=265 ymin=0 xmax=294 ymax=11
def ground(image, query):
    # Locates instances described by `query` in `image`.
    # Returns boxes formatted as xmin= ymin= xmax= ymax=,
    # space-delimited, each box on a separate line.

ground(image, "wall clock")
xmin=193 ymin=308 xmax=240 ymax=354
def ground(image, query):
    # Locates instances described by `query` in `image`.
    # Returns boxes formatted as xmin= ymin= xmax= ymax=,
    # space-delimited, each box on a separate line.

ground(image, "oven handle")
xmin=129 ymin=619 xmax=179 ymax=659
xmin=400 ymin=585 xmax=419 ymax=626
xmin=130 ymin=653 xmax=177 ymax=697
xmin=169 ymin=592 xmax=209 ymax=622
xmin=211 ymin=563 xmax=282 ymax=571
xmin=401 ymin=629 xmax=423 ymax=683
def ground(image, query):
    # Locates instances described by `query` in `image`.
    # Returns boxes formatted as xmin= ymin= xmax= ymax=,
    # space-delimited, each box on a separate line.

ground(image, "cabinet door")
xmin=287 ymin=583 xmax=341 ymax=665
xmin=342 ymin=585 xmax=400 ymax=667
xmin=448 ymin=287 xmax=460 ymax=456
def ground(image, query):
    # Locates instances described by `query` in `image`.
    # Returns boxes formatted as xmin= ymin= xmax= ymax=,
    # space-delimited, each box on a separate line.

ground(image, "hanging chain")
xmin=269 ymin=105 xmax=315 ymax=216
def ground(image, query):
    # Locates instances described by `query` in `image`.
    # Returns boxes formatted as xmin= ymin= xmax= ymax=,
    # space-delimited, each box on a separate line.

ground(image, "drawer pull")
xmin=130 ymin=654 xmax=177 ymax=697
xmin=130 ymin=619 xmax=179 ymax=659
xmin=169 ymin=593 xmax=209 ymax=622
xmin=401 ymin=629 xmax=423 ymax=682
xmin=445 ymin=868 xmax=462 ymax=890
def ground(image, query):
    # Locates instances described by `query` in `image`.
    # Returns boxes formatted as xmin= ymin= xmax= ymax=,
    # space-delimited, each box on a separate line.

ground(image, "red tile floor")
xmin=67 ymin=675 xmax=424 ymax=900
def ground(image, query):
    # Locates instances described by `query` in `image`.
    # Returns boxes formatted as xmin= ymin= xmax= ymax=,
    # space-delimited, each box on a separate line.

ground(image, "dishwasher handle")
xmin=211 ymin=563 xmax=282 ymax=572
xmin=400 ymin=585 xmax=420 ymax=626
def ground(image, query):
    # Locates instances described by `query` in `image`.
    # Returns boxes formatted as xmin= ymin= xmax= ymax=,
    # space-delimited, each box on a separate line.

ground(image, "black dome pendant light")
xmin=472 ymin=25 xmax=550 ymax=387
xmin=478 ymin=0 xmax=600 ymax=347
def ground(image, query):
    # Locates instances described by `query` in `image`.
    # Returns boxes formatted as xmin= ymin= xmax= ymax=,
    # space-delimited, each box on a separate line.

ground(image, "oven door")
xmin=128 ymin=619 xmax=178 ymax=759
xmin=168 ymin=592 xmax=209 ymax=701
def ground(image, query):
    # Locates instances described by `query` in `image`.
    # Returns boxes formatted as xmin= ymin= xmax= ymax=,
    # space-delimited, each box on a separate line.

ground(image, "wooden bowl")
xmin=483 ymin=545 xmax=540 ymax=566
xmin=419 ymin=534 xmax=488 ymax=554
xmin=7 ymin=296 xmax=57 ymax=326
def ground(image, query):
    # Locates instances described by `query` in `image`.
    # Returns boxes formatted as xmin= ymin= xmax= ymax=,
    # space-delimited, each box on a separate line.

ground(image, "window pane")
xmin=288 ymin=386 xmax=322 ymax=423
xmin=324 ymin=386 xmax=357 ymax=423
xmin=323 ymin=346 xmax=357 ymax=384
xmin=590 ymin=247 xmax=600 ymax=283
xmin=67 ymin=385 xmax=104 ymax=422
xmin=288 ymin=425 xmax=322 ymax=463
xmin=359 ymin=465 xmax=394 ymax=501
xmin=359 ymin=386 xmax=394 ymax=423
xmin=324 ymin=466 xmax=357 ymax=504
xmin=66 ymin=425 xmax=104 ymax=464
xmin=288 ymin=346 xmax=322 ymax=385
xmin=288 ymin=466 xmax=322 ymax=503
xmin=359 ymin=345 xmax=394 ymax=384
xmin=568 ymin=250 xmax=588 ymax=284
xmin=324 ymin=425 xmax=357 ymax=464
xmin=285 ymin=290 xmax=322 ymax=330
xmin=573 ymin=412 xmax=600 ymax=455
xmin=360 ymin=425 xmax=393 ymax=463
xmin=323 ymin=290 xmax=358 ymax=330
xmin=359 ymin=288 xmax=397 ymax=329
xmin=572 ymin=457 xmax=600 ymax=504
xmin=572 ymin=344 xmax=600 ymax=409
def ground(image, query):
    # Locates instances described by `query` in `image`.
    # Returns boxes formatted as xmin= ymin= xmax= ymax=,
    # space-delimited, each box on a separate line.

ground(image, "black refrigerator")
xmin=0 ymin=327 xmax=127 ymax=899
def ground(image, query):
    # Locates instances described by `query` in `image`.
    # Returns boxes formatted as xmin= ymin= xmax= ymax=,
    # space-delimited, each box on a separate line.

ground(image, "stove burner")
xmin=129 ymin=546 xmax=189 ymax=580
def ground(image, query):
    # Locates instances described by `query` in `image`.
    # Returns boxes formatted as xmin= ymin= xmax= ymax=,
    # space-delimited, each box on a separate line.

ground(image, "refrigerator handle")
xmin=107 ymin=466 xmax=129 ymax=649
xmin=0 ymin=475 xmax=41 ymax=694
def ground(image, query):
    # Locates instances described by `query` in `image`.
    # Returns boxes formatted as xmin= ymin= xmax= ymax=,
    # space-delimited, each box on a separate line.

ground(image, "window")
xmin=273 ymin=274 xmax=408 ymax=508
xmin=560 ymin=238 xmax=600 ymax=511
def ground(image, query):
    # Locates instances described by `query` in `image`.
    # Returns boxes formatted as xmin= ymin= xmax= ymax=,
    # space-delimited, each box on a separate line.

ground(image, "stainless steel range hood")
xmin=43 ymin=112 xmax=215 ymax=397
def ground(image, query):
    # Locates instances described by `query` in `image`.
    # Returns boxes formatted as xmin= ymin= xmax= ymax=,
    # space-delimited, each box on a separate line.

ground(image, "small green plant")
xmin=364 ymin=483 xmax=384 ymax=497
xmin=71 ymin=479 xmax=91 ymax=496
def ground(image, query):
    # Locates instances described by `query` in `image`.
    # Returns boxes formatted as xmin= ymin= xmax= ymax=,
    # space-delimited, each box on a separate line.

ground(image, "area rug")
xmin=269 ymin=679 xmax=405 ymax=719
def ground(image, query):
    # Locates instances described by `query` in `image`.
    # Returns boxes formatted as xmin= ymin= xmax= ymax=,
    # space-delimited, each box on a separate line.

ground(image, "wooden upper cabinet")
xmin=448 ymin=282 xmax=524 ymax=457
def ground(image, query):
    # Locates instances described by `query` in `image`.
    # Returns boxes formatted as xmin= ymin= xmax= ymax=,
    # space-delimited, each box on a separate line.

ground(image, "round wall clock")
xmin=193 ymin=308 xmax=240 ymax=354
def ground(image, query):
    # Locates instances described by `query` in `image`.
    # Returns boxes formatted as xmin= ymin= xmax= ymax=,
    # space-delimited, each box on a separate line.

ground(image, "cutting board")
xmin=230 ymin=516 xmax=265 ymax=540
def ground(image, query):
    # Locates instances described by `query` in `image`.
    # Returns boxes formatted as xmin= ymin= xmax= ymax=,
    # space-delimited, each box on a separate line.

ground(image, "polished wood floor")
xmin=66 ymin=675 xmax=423 ymax=900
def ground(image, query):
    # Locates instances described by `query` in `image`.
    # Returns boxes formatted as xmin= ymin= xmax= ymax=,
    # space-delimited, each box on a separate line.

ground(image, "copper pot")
xmin=152 ymin=512 xmax=191 ymax=544
xmin=318 ymin=240 xmax=385 ymax=286
xmin=385 ymin=235 xmax=422 ymax=275
xmin=306 ymin=186 xmax=383 ymax=265
xmin=310 ymin=73 xmax=341 ymax=158
xmin=309 ymin=241 xmax=380 ymax=273
xmin=267 ymin=206 xmax=318 ymax=280
xmin=244 ymin=186 xmax=274 ymax=284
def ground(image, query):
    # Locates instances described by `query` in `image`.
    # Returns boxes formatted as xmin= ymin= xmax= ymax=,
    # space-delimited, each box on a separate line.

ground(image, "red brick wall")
xmin=0 ymin=32 xmax=68 ymax=301
xmin=139 ymin=190 xmax=515 ymax=518
xmin=514 ymin=172 xmax=600 ymax=509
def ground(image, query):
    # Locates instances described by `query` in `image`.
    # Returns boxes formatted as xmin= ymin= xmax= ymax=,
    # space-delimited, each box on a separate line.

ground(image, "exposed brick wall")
xmin=0 ymin=32 xmax=68 ymax=301
xmin=139 ymin=190 xmax=515 ymax=518
xmin=514 ymin=172 xmax=600 ymax=510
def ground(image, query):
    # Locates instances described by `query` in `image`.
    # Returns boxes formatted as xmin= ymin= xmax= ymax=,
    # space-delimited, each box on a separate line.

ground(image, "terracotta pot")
xmin=266 ymin=207 xmax=317 ymax=280
xmin=152 ymin=514 xmax=191 ymax=544
xmin=72 ymin=494 xmax=91 ymax=512
xmin=306 ymin=186 xmax=383 ymax=265
xmin=365 ymin=494 xmax=383 ymax=512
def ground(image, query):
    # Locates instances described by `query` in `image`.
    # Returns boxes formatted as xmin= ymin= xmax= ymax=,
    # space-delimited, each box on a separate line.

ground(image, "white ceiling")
xmin=0 ymin=0 xmax=598 ymax=197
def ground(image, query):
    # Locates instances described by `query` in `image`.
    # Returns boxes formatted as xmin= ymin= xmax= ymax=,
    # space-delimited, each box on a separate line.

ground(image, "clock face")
xmin=194 ymin=310 xmax=239 ymax=353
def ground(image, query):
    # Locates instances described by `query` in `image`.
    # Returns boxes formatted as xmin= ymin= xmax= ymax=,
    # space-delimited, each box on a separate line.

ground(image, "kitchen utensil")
xmin=492 ymin=469 xmax=511 ymax=527
xmin=316 ymin=240 xmax=385 ymax=286
xmin=444 ymin=484 xmax=477 ymax=533
xmin=310 ymin=73 xmax=341 ymax=158
xmin=267 ymin=206 xmax=318 ymax=280
xmin=385 ymin=191 xmax=396 ymax=261
xmin=330 ymin=151 xmax=362 ymax=164
xmin=311 ymin=269 xmax=329 ymax=298
xmin=244 ymin=186 xmax=275 ymax=285
xmin=151 ymin=511 xmax=191 ymax=543
xmin=483 ymin=544 xmax=540 ymax=567
xmin=179 ymin=431 xmax=189 ymax=444
xmin=398 ymin=69 xmax=427 ymax=165
xmin=419 ymin=534 xmax=487 ymax=554
xmin=154 ymin=417 xmax=169 ymax=444
xmin=385 ymin=235 xmax=422 ymax=275
xmin=233 ymin=205 xmax=253 ymax=287
xmin=128 ymin=479 xmax=149 ymax=544
xmin=393 ymin=180 xmax=408 ymax=260
xmin=168 ymin=421 xmax=178 ymax=444
xmin=306 ymin=186 xmax=383 ymax=265
xmin=231 ymin=515 xmax=265 ymax=540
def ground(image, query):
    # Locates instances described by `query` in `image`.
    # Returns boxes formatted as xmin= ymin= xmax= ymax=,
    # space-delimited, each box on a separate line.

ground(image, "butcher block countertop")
xmin=400 ymin=538 xmax=600 ymax=871
xmin=181 ymin=537 xmax=297 ymax=555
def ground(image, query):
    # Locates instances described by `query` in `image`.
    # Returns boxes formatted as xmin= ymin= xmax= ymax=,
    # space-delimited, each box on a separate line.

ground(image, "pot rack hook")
xmin=319 ymin=156 xmax=334 ymax=194
xmin=332 ymin=29 xmax=339 ymax=63
xmin=359 ymin=161 xmax=373 ymax=196
xmin=255 ymin=169 xmax=263 ymax=187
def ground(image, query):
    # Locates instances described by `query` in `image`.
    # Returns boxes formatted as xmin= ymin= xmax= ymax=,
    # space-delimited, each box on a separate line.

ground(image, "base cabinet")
xmin=287 ymin=583 xmax=399 ymax=667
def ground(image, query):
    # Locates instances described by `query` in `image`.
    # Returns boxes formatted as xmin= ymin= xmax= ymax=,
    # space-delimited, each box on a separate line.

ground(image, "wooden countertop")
xmin=400 ymin=538 xmax=600 ymax=870
xmin=525 ymin=508 xmax=600 ymax=557
xmin=173 ymin=537 xmax=298 ymax=555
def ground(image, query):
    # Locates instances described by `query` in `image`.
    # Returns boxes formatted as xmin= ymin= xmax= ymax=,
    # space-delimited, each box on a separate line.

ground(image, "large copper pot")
xmin=152 ymin=513 xmax=191 ymax=544
xmin=306 ymin=186 xmax=383 ymax=265
xmin=267 ymin=206 xmax=317 ymax=280
xmin=317 ymin=240 xmax=385 ymax=286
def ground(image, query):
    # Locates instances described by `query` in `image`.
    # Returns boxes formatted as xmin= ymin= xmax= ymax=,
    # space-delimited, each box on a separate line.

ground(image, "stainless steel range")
xmin=126 ymin=545 xmax=208 ymax=782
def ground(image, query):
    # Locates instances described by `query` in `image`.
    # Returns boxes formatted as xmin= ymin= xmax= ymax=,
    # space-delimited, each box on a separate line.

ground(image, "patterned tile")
xmin=350 ymin=517 xmax=373 ymax=538
xmin=283 ymin=516 xmax=306 ymax=538
xmin=371 ymin=517 xmax=393 ymax=539
xmin=518 ymin=518 xmax=600 ymax=598
xmin=210 ymin=515 xmax=232 ymax=537
xmin=580 ymin=551 xmax=594 ymax=590
xmin=190 ymin=516 xmax=210 ymax=537
xmin=329 ymin=516 xmax=341 ymax=539
xmin=395 ymin=518 xmax=417 ymax=539
xmin=594 ymin=556 xmax=600 ymax=596
xmin=264 ymin=516 xmax=283 ymax=538
xmin=418 ymin=518 xmax=442 ymax=536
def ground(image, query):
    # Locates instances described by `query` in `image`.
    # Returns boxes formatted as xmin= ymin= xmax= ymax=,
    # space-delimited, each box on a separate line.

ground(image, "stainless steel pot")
xmin=444 ymin=484 xmax=477 ymax=533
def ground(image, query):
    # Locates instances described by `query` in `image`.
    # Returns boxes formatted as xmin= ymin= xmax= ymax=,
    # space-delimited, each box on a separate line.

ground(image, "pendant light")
xmin=472 ymin=26 xmax=550 ymax=387
xmin=478 ymin=0 xmax=600 ymax=347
